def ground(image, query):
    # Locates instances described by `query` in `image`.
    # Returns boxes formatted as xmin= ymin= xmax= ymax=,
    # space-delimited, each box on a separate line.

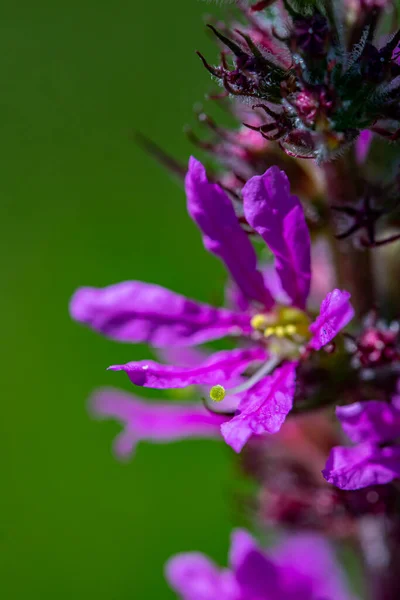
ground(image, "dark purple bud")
xmin=292 ymin=13 xmax=330 ymax=57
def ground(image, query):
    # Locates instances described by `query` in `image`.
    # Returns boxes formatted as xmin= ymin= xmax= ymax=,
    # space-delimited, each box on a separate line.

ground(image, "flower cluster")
xmin=70 ymin=0 xmax=400 ymax=598
xmin=196 ymin=0 xmax=400 ymax=161
xmin=166 ymin=528 xmax=355 ymax=600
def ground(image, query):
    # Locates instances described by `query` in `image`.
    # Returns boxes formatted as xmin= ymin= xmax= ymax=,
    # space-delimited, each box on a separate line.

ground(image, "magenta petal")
xmin=155 ymin=346 xmax=207 ymax=369
xmin=108 ymin=347 xmax=267 ymax=388
xmin=165 ymin=553 xmax=237 ymax=600
xmin=336 ymin=401 xmax=400 ymax=445
xmin=243 ymin=166 xmax=311 ymax=309
xmin=229 ymin=529 xmax=281 ymax=599
xmin=165 ymin=530 xmax=354 ymax=600
xmin=225 ymin=264 xmax=290 ymax=313
xmin=309 ymin=289 xmax=354 ymax=350
xmin=70 ymin=281 xmax=251 ymax=347
xmin=355 ymin=130 xmax=373 ymax=164
xmin=323 ymin=443 xmax=400 ymax=490
xmin=229 ymin=529 xmax=258 ymax=571
xmin=90 ymin=388 xmax=226 ymax=459
xmin=186 ymin=157 xmax=273 ymax=308
xmin=221 ymin=362 xmax=297 ymax=453
xmin=275 ymin=535 xmax=356 ymax=600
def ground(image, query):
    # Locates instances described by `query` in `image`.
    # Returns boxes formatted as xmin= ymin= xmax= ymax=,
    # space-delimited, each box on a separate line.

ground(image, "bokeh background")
xmin=0 ymin=1 xmax=241 ymax=598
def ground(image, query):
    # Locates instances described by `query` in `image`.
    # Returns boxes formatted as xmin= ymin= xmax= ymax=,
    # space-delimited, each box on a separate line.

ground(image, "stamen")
xmin=253 ymin=306 xmax=310 ymax=342
xmin=251 ymin=313 xmax=268 ymax=330
xmin=285 ymin=324 xmax=297 ymax=336
xmin=209 ymin=384 xmax=226 ymax=402
xmin=209 ymin=356 xmax=279 ymax=402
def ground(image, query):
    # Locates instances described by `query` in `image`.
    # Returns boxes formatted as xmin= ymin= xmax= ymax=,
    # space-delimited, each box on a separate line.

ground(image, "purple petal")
xmin=309 ymin=289 xmax=354 ymax=350
xmin=221 ymin=361 xmax=297 ymax=453
xmin=323 ymin=442 xmax=400 ymax=490
xmin=225 ymin=263 xmax=290 ymax=313
xmin=155 ymin=346 xmax=207 ymax=368
xmin=156 ymin=347 xmax=244 ymax=414
xmin=70 ymin=281 xmax=251 ymax=347
xmin=225 ymin=279 xmax=251 ymax=313
xmin=336 ymin=401 xmax=400 ymax=445
xmin=243 ymin=167 xmax=311 ymax=309
xmin=228 ymin=529 xmax=258 ymax=571
xmin=90 ymin=388 xmax=226 ymax=459
xmin=262 ymin=263 xmax=291 ymax=305
xmin=165 ymin=553 xmax=238 ymax=600
xmin=229 ymin=531 xmax=281 ymax=599
xmin=275 ymin=534 xmax=356 ymax=600
xmin=355 ymin=130 xmax=373 ymax=164
xmin=109 ymin=347 xmax=267 ymax=389
xmin=186 ymin=157 xmax=273 ymax=308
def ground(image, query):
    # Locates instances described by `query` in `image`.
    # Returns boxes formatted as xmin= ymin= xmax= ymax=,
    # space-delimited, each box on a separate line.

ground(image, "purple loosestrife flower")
xmin=70 ymin=158 xmax=353 ymax=452
xmin=165 ymin=528 xmax=356 ymax=600
xmin=323 ymin=394 xmax=400 ymax=490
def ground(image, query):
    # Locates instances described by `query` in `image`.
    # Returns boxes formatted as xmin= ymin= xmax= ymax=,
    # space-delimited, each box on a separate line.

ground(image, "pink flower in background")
xmin=323 ymin=393 xmax=400 ymax=490
xmin=166 ymin=528 xmax=356 ymax=600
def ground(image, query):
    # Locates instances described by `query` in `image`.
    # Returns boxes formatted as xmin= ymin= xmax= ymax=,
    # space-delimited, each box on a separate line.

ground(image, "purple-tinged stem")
xmin=322 ymin=156 xmax=375 ymax=317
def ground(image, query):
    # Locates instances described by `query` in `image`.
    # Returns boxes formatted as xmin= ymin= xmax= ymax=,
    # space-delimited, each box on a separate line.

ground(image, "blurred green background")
xmin=0 ymin=1 xmax=239 ymax=598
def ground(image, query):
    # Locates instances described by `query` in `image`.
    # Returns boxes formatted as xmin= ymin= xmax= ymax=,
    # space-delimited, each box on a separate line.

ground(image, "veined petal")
xmin=186 ymin=157 xmax=273 ymax=308
xmin=165 ymin=553 xmax=238 ymax=600
xmin=309 ymin=289 xmax=354 ymax=350
xmin=323 ymin=443 xmax=400 ymax=490
xmin=109 ymin=347 xmax=267 ymax=389
xmin=243 ymin=167 xmax=311 ymax=309
xmin=221 ymin=362 xmax=297 ymax=453
xmin=90 ymin=388 xmax=226 ymax=459
xmin=70 ymin=281 xmax=251 ymax=347
xmin=336 ymin=401 xmax=400 ymax=445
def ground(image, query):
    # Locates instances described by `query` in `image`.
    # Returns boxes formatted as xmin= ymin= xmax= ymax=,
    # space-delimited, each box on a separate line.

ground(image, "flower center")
xmin=250 ymin=306 xmax=311 ymax=341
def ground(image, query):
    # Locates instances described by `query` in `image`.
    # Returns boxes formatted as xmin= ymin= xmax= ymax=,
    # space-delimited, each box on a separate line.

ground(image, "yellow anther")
xmin=251 ymin=314 xmax=268 ymax=331
xmin=278 ymin=307 xmax=307 ymax=325
xmin=264 ymin=326 xmax=275 ymax=338
xmin=209 ymin=385 xmax=226 ymax=403
xmin=275 ymin=326 xmax=285 ymax=338
xmin=285 ymin=324 xmax=297 ymax=336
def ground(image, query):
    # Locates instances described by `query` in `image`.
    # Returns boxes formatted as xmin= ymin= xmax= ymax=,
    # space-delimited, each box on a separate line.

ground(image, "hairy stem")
xmin=322 ymin=156 xmax=375 ymax=317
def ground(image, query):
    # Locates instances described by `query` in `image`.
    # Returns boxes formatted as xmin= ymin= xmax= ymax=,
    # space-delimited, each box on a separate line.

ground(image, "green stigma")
xmin=209 ymin=384 xmax=226 ymax=403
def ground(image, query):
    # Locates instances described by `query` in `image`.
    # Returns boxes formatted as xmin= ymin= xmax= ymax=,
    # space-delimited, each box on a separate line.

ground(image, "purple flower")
xmin=323 ymin=396 xmax=400 ymax=490
xmin=90 ymin=387 xmax=226 ymax=459
xmin=165 ymin=528 xmax=355 ymax=600
xmin=70 ymin=158 xmax=354 ymax=452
